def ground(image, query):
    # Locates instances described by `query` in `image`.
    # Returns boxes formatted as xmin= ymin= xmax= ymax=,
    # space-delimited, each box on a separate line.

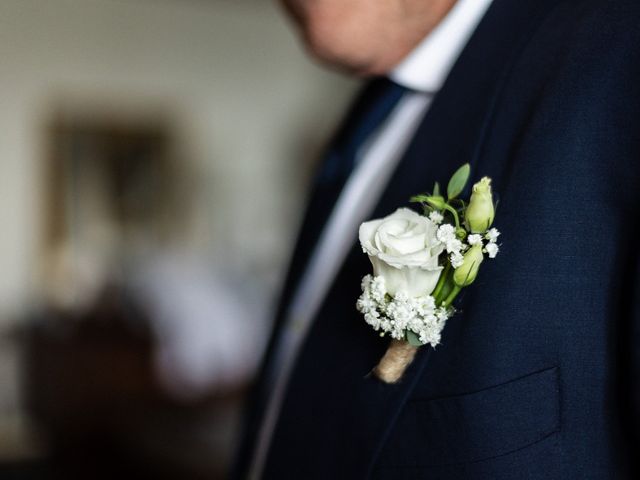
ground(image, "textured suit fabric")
xmin=234 ymin=0 xmax=640 ymax=478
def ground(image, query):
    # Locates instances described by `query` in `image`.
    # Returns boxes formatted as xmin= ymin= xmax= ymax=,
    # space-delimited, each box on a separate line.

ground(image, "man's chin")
xmin=309 ymin=49 xmax=390 ymax=77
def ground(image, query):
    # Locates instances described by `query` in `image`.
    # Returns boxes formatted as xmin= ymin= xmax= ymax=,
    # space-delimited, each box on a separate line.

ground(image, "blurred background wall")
xmin=0 ymin=0 xmax=358 ymax=477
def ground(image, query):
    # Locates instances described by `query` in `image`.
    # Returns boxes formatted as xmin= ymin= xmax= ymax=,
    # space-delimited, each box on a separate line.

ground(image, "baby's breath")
xmin=485 ymin=242 xmax=499 ymax=258
xmin=429 ymin=211 xmax=444 ymax=224
xmin=357 ymin=275 xmax=453 ymax=347
xmin=486 ymin=228 xmax=501 ymax=243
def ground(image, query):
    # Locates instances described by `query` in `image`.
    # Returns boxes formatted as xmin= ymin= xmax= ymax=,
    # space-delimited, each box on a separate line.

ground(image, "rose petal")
xmin=359 ymin=208 xmax=444 ymax=298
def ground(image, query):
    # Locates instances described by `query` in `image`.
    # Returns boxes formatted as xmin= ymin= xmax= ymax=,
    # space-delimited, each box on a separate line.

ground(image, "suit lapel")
xmin=263 ymin=0 xmax=565 ymax=477
xmin=357 ymin=0 xmax=565 ymax=474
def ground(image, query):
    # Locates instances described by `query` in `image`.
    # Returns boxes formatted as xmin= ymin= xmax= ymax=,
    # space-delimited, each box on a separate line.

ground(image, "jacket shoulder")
xmin=560 ymin=0 xmax=640 ymax=53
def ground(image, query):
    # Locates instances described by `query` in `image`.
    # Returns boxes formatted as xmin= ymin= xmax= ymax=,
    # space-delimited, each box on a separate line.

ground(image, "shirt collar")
xmin=390 ymin=0 xmax=494 ymax=93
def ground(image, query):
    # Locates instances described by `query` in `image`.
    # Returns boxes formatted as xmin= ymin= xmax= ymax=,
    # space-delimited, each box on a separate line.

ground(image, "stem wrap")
xmin=373 ymin=339 xmax=418 ymax=384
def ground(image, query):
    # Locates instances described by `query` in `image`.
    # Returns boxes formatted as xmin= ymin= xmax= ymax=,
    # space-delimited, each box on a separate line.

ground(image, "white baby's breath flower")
xmin=364 ymin=312 xmax=381 ymax=330
xmin=356 ymin=275 xmax=452 ymax=348
xmin=485 ymin=242 xmax=499 ymax=259
xmin=408 ymin=317 xmax=425 ymax=332
xmin=370 ymin=275 xmax=387 ymax=302
xmin=429 ymin=211 xmax=444 ymax=224
xmin=486 ymin=228 xmax=501 ymax=243
xmin=418 ymin=322 xmax=442 ymax=347
xmin=467 ymin=234 xmax=483 ymax=246
xmin=412 ymin=295 xmax=436 ymax=316
xmin=356 ymin=295 xmax=376 ymax=314
xmin=436 ymin=224 xmax=456 ymax=244
xmin=446 ymin=238 xmax=463 ymax=255
xmin=435 ymin=307 xmax=451 ymax=323
xmin=450 ymin=251 xmax=464 ymax=268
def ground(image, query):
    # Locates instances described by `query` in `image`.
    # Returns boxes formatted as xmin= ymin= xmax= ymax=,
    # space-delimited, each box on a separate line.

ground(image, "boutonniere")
xmin=356 ymin=164 xmax=501 ymax=383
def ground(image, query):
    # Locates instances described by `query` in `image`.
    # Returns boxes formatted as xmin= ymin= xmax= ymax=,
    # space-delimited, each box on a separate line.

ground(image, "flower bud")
xmin=465 ymin=177 xmax=495 ymax=233
xmin=425 ymin=195 xmax=446 ymax=210
xmin=453 ymin=244 xmax=484 ymax=287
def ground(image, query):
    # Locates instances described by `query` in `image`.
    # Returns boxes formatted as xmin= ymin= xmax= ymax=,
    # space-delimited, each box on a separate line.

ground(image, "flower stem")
xmin=432 ymin=263 xmax=450 ymax=303
xmin=443 ymin=203 xmax=461 ymax=229
xmin=443 ymin=285 xmax=462 ymax=308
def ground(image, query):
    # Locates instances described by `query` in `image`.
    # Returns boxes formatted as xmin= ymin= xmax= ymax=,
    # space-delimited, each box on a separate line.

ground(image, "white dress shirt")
xmin=249 ymin=0 xmax=493 ymax=477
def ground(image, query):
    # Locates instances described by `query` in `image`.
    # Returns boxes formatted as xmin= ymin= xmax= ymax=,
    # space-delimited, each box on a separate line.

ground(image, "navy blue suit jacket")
xmin=235 ymin=0 xmax=640 ymax=477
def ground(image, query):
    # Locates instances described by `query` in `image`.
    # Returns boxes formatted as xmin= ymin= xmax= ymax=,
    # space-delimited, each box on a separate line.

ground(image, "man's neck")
xmin=390 ymin=0 xmax=493 ymax=93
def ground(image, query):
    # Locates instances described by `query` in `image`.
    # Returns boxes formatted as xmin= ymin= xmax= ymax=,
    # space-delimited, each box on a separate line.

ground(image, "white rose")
xmin=359 ymin=208 xmax=444 ymax=298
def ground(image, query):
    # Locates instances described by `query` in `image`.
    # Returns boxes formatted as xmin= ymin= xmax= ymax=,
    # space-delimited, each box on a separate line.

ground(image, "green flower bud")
xmin=425 ymin=195 xmax=446 ymax=210
xmin=465 ymin=177 xmax=495 ymax=233
xmin=453 ymin=244 xmax=484 ymax=287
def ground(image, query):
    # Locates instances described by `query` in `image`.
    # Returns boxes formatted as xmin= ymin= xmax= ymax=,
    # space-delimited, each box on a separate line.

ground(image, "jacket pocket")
xmin=375 ymin=366 xmax=561 ymax=468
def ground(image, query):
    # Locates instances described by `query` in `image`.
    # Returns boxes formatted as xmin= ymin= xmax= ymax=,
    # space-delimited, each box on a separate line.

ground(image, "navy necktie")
xmin=279 ymin=77 xmax=408 ymax=316
xmin=318 ymin=77 xmax=408 ymax=184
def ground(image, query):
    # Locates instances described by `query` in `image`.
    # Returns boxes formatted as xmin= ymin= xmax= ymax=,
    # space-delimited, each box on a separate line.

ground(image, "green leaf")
xmin=447 ymin=163 xmax=471 ymax=200
xmin=406 ymin=331 xmax=424 ymax=347
xmin=433 ymin=182 xmax=441 ymax=197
